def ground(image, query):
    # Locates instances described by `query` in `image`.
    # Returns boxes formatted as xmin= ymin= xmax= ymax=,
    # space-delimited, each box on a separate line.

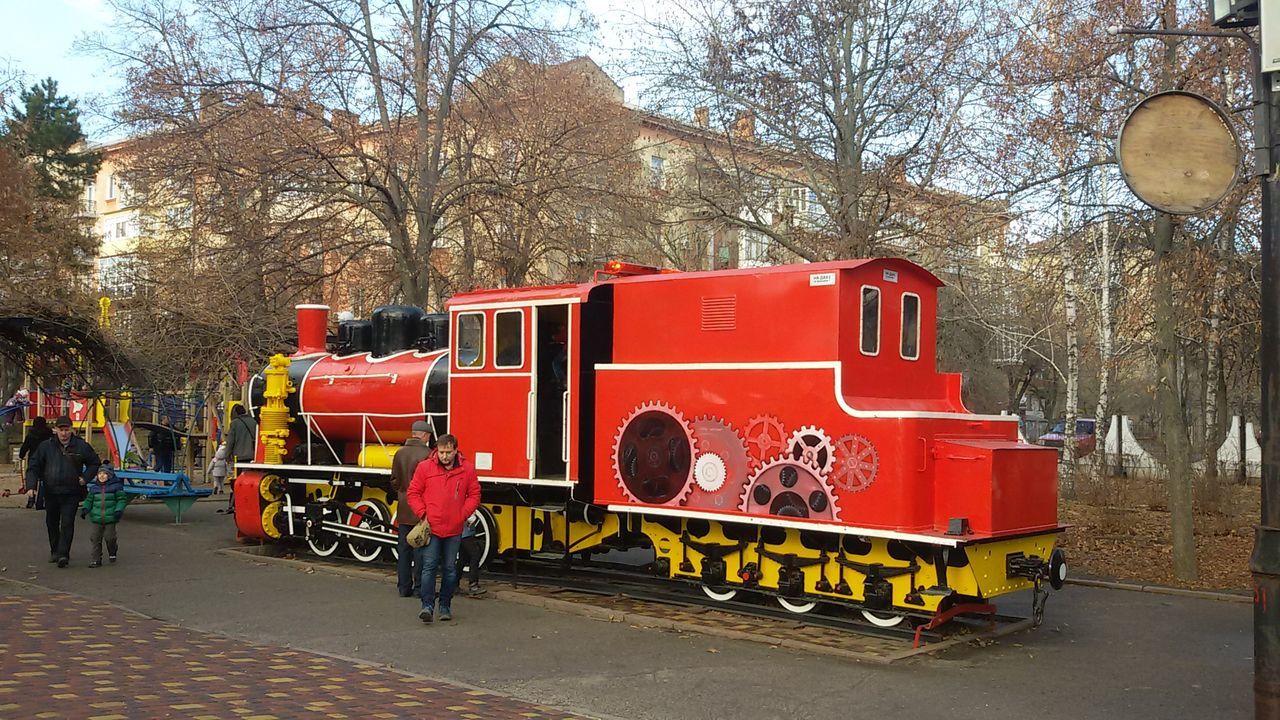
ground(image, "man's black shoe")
xmin=418 ymin=608 xmax=433 ymax=623
xmin=56 ymin=557 xmax=68 ymax=568
xmin=438 ymin=607 xmax=452 ymax=622
xmin=48 ymin=554 xmax=57 ymax=563
xmin=88 ymin=561 xmax=101 ymax=568
xmin=399 ymin=590 xmax=414 ymax=598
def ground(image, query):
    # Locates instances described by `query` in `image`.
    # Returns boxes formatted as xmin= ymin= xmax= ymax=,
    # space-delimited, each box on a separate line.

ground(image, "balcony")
xmin=80 ymin=199 xmax=98 ymax=217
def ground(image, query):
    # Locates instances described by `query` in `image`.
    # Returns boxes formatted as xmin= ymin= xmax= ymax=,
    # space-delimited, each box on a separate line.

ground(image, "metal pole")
xmin=1255 ymin=63 xmax=1280 ymax=718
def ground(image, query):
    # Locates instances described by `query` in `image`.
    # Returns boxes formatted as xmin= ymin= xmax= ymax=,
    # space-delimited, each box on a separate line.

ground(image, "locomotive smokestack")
xmin=296 ymin=304 xmax=331 ymax=354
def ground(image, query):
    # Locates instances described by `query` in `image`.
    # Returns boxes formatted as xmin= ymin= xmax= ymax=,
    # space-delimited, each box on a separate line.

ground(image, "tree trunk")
xmin=1059 ymin=176 xmax=1079 ymax=496
xmin=1202 ymin=216 xmax=1233 ymax=483
xmin=1094 ymin=156 xmax=1115 ymax=483
xmin=1154 ymin=212 xmax=1198 ymax=581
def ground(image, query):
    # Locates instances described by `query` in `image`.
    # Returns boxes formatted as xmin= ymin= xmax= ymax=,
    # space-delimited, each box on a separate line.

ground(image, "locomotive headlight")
xmin=1048 ymin=548 xmax=1067 ymax=590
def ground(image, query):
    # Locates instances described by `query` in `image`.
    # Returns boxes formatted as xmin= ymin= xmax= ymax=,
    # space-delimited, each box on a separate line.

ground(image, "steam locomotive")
xmin=232 ymin=258 xmax=1066 ymax=626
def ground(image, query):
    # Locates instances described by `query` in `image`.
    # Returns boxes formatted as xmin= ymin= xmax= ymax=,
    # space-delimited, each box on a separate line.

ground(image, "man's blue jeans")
xmin=417 ymin=534 xmax=461 ymax=612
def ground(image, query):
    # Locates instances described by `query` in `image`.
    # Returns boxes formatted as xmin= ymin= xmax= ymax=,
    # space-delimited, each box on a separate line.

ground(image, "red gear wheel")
xmin=612 ymin=402 xmax=696 ymax=506
xmin=831 ymin=434 xmax=879 ymax=492
xmin=743 ymin=415 xmax=787 ymax=464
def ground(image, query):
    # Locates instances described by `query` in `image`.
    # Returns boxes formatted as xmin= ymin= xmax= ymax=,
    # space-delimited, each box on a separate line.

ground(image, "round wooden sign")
xmin=1117 ymin=90 xmax=1241 ymax=215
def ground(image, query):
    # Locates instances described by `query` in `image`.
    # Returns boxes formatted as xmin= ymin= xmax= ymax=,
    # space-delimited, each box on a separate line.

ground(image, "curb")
xmin=218 ymin=546 xmax=1026 ymax=664
xmin=1066 ymin=577 xmax=1251 ymax=603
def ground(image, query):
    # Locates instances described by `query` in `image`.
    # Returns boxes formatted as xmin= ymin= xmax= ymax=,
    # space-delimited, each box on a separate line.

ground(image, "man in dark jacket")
xmin=220 ymin=405 xmax=258 ymax=513
xmin=148 ymin=415 xmax=180 ymax=473
xmin=390 ymin=420 xmax=435 ymax=597
xmin=18 ymin=416 xmax=53 ymax=509
xmin=25 ymin=416 xmax=100 ymax=567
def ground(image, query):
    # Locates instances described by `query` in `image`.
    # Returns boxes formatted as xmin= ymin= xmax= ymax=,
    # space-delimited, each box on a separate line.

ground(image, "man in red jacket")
xmin=407 ymin=433 xmax=481 ymax=623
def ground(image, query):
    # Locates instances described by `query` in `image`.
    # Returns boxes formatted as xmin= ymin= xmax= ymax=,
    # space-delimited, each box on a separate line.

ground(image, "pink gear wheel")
xmin=739 ymin=455 xmax=842 ymax=521
xmin=831 ymin=434 xmax=879 ymax=492
xmin=743 ymin=415 xmax=787 ymax=464
xmin=786 ymin=425 xmax=835 ymax=475
xmin=688 ymin=416 xmax=751 ymax=509
xmin=612 ymin=402 xmax=696 ymax=506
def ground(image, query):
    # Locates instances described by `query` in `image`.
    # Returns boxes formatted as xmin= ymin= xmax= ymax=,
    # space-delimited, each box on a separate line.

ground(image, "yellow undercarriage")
xmin=478 ymin=501 xmax=1060 ymax=616
xmin=272 ymin=487 xmax=1059 ymax=616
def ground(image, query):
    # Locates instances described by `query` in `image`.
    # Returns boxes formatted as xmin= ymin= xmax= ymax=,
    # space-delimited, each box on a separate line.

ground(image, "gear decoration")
xmin=739 ymin=456 xmax=842 ymax=521
xmin=743 ymin=415 xmax=787 ymax=464
xmin=787 ymin=425 xmax=835 ymax=474
xmin=688 ymin=416 xmax=752 ymax=509
xmin=693 ymin=453 xmax=728 ymax=492
xmin=613 ymin=402 xmax=695 ymax=506
xmin=831 ymin=434 xmax=879 ymax=493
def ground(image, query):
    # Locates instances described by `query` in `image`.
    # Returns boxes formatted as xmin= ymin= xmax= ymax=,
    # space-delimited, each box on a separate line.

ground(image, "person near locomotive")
xmin=24 ymin=416 xmax=100 ymax=568
xmin=220 ymin=404 xmax=258 ymax=513
xmin=391 ymin=420 xmax=435 ymax=598
xmin=148 ymin=415 xmax=180 ymax=473
xmin=18 ymin=416 xmax=53 ymax=509
xmin=456 ymin=510 xmax=487 ymax=597
xmin=406 ymin=433 xmax=481 ymax=623
xmin=79 ymin=465 xmax=128 ymax=567
xmin=207 ymin=442 xmax=229 ymax=495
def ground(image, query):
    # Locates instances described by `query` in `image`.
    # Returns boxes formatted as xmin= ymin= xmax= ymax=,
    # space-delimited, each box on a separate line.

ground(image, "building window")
xmin=455 ymin=312 xmax=485 ymax=368
xmin=115 ymin=221 xmax=127 ymax=239
xmin=494 ymin=310 xmax=524 ymax=368
xmin=860 ymin=285 xmax=880 ymax=356
xmin=107 ymin=174 xmax=116 ymax=200
xmin=900 ymin=293 xmax=920 ymax=360
xmin=649 ymin=155 xmax=665 ymax=189
xmin=98 ymin=254 xmax=136 ymax=297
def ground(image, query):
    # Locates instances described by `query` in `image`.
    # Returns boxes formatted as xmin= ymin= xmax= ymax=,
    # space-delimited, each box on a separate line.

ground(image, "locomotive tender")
xmin=233 ymin=258 xmax=1067 ymax=626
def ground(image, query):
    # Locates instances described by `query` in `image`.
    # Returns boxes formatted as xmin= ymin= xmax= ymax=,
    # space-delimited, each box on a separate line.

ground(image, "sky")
xmin=0 ymin=0 xmax=661 ymax=142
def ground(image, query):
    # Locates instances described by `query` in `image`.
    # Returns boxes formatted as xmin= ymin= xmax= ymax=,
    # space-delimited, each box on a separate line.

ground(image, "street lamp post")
xmin=1110 ymin=22 xmax=1279 ymax=718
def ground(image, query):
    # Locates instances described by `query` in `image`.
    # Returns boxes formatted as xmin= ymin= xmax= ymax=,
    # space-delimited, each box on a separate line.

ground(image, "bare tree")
xmin=635 ymin=0 xmax=993 ymax=260
xmin=90 ymin=0 xmax=592 ymax=308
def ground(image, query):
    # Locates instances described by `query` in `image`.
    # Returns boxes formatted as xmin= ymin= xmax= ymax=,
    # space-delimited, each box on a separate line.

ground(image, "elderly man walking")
xmin=25 ymin=416 xmax=100 ymax=567
xmin=391 ymin=420 xmax=434 ymax=597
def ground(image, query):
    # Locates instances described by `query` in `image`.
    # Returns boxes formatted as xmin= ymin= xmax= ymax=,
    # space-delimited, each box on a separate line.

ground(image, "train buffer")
xmin=115 ymin=469 xmax=212 ymax=524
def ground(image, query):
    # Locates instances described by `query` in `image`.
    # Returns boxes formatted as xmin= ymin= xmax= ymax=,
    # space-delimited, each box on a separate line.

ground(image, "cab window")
xmin=860 ymin=286 xmax=880 ymax=355
xmin=456 ymin=312 xmax=484 ymax=368
xmin=494 ymin=310 xmax=524 ymax=368
xmin=900 ymin=293 xmax=920 ymax=360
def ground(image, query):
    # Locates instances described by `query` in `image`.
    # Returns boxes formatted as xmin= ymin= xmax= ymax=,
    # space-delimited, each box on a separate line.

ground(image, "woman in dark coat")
xmin=18 ymin=416 xmax=53 ymax=509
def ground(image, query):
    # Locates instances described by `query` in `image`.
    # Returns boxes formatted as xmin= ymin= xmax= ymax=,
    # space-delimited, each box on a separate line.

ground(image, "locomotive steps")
xmin=220 ymin=543 xmax=1035 ymax=664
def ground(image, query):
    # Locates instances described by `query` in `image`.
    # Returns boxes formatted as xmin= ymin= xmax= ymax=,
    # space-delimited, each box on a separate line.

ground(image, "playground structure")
xmin=6 ymin=386 xmax=222 ymax=521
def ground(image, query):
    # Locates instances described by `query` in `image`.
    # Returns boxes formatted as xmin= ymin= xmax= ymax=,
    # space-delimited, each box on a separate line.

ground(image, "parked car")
xmin=1037 ymin=418 xmax=1097 ymax=456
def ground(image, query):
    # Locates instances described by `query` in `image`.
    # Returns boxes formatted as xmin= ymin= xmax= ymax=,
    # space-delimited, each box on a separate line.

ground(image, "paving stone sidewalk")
xmin=0 ymin=591 xmax=585 ymax=720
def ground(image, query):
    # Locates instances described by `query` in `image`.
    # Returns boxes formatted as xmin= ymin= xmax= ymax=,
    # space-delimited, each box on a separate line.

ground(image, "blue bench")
xmin=115 ymin=469 xmax=212 ymax=524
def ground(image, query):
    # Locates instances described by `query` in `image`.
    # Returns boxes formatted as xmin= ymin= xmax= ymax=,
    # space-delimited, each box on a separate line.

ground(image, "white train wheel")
xmin=776 ymin=596 xmax=817 ymax=614
xmin=701 ymin=584 xmax=738 ymax=602
xmin=306 ymin=504 xmax=342 ymax=557
xmin=861 ymin=609 xmax=905 ymax=627
xmin=347 ymin=499 xmax=388 ymax=563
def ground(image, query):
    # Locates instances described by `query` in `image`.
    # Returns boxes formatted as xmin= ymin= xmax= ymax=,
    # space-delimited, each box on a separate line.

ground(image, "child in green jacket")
xmin=79 ymin=465 xmax=129 ymax=568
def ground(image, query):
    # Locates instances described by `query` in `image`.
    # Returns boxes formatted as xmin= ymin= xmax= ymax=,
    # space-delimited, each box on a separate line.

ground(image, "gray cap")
xmin=411 ymin=420 xmax=433 ymax=434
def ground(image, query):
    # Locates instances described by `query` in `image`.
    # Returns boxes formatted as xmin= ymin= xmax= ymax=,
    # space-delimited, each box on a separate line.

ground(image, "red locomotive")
xmin=232 ymin=258 xmax=1066 ymax=626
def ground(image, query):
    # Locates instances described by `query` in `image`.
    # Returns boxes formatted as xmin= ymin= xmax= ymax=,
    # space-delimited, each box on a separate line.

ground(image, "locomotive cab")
xmin=445 ymin=286 xmax=593 ymax=486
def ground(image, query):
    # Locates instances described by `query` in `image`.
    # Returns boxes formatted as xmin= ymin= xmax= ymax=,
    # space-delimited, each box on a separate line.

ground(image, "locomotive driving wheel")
xmin=776 ymin=596 xmax=817 ymax=614
xmin=700 ymin=583 xmax=738 ymax=602
xmin=860 ymin=609 xmax=905 ymax=627
xmin=306 ymin=502 xmax=343 ymax=557
xmin=347 ymin=499 xmax=391 ymax=563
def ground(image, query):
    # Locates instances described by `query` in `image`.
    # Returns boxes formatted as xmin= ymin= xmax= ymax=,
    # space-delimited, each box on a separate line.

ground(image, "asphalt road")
xmin=0 ymin=499 xmax=1253 ymax=720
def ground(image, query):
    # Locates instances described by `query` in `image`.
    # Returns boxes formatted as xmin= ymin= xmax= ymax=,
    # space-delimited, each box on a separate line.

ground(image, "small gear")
xmin=743 ymin=415 xmax=787 ymax=464
xmin=739 ymin=456 xmax=842 ymax=521
xmin=693 ymin=453 xmax=728 ymax=492
xmin=613 ymin=401 xmax=696 ymax=506
xmin=831 ymin=434 xmax=879 ymax=493
xmin=786 ymin=425 xmax=835 ymax=474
